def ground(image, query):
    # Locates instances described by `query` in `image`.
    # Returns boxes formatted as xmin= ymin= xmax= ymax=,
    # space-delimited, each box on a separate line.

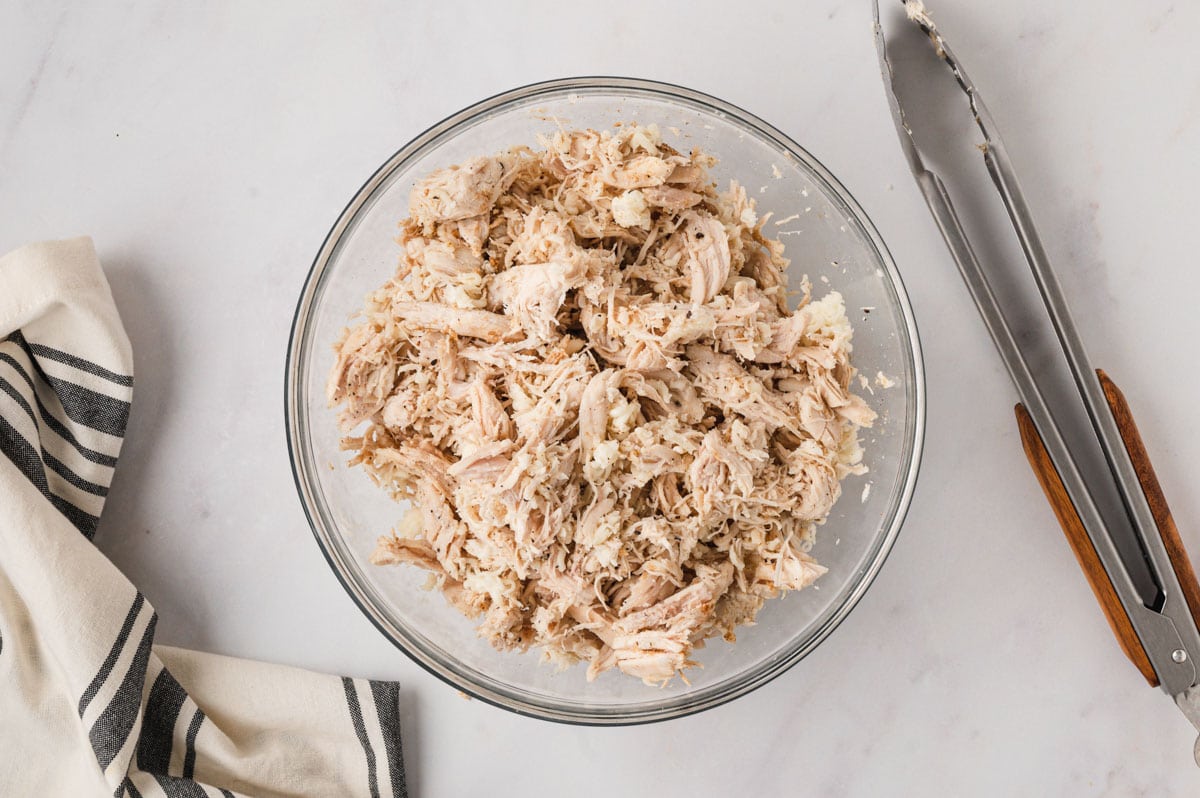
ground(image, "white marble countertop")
xmin=5 ymin=1 xmax=1200 ymax=794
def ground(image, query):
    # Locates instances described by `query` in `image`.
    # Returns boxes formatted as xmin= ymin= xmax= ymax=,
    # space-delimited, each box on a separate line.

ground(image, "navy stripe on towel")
xmin=137 ymin=669 xmax=188 ymax=775
xmin=343 ymin=677 xmax=380 ymax=798
xmin=80 ymin=593 xmax=145 ymax=716
xmin=370 ymin=681 xmax=408 ymax=798
xmin=28 ymin=340 xmax=133 ymax=387
xmin=182 ymin=707 xmax=205 ymax=780
xmin=6 ymin=331 xmax=130 ymax=437
xmin=89 ymin=613 xmax=157 ymax=770
xmin=0 ymin=351 xmax=118 ymax=467
xmin=0 ymin=413 xmax=99 ymax=536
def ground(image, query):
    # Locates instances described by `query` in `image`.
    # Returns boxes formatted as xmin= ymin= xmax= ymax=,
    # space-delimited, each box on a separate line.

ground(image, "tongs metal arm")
xmin=872 ymin=0 xmax=1200 ymax=697
xmin=962 ymin=37 xmax=1200 ymax=659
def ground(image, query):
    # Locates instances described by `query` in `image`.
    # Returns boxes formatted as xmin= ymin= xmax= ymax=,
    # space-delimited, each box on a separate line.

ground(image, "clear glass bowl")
xmin=286 ymin=77 xmax=924 ymax=724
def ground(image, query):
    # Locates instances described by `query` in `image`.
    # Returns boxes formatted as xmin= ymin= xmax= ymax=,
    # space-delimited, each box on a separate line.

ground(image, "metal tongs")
xmin=873 ymin=0 xmax=1200 ymax=763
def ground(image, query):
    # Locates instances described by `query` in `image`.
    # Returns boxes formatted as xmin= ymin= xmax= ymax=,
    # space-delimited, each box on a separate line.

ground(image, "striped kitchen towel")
xmin=0 ymin=238 xmax=407 ymax=797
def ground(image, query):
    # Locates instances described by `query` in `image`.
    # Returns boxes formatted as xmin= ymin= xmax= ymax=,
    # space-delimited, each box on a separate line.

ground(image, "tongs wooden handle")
xmin=1095 ymin=371 xmax=1200 ymax=629
xmin=1017 ymin=371 xmax=1200 ymax=685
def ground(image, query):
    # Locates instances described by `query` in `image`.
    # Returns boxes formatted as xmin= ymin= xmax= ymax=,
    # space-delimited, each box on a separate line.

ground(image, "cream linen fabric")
xmin=0 ymin=238 xmax=406 ymax=797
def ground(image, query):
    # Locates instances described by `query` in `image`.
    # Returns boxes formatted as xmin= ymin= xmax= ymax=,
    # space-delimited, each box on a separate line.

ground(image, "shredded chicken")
xmin=328 ymin=124 xmax=876 ymax=685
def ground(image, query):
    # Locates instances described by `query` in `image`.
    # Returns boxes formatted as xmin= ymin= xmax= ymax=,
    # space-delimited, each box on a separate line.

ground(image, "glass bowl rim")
xmin=285 ymin=75 xmax=926 ymax=725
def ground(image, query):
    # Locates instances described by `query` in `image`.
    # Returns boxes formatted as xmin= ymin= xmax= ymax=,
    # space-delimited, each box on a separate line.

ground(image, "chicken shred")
xmin=329 ymin=124 xmax=876 ymax=685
